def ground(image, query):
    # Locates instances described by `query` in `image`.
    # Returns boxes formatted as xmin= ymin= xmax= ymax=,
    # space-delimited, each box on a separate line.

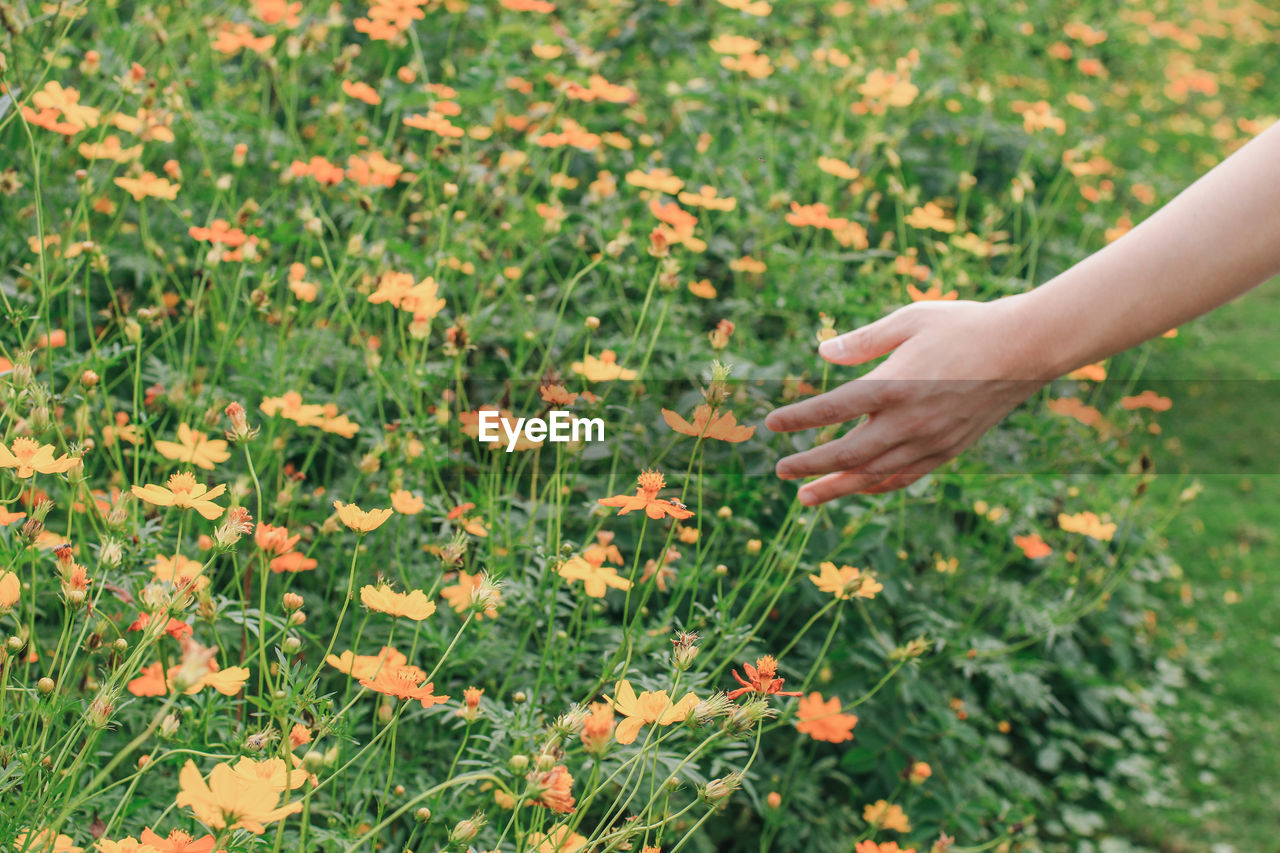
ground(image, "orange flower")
xmin=390 ymin=489 xmax=425 ymax=514
xmin=501 ymin=0 xmax=555 ymax=10
xmin=341 ymin=80 xmax=381 ymax=104
xmin=139 ymin=828 xmax=217 ymax=853
xmin=862 ymin=800 xmax=911 ymax=833
xmin=346 ymin=151 xmax=402 ymax=188
xmin=0 ymin=570 xmax=19 ymax=612
xmin=581 ymin=701 xmax=615 ymax=753
xmin=360 ymin=584 xmax=437 ymax=620
xmin=1013 ymin=533 xmax=1052 ymax=559
xmin=403 ymin=111 xmax=465 ymax=137
xmin=607 ymin=679 xmax=700 ymax=744
xmin=855 ymin=843 xmax=914 ymax=853
xmin=154 ymin=424 xmax=231 ymax=470
xmin=175 ymin=759 xmax=301 ymax=834
xmin=599 ymin=470 xmax=694 ymax=520
xmin=808 ymin=562 xmax=881 ymax=600
xmin=906 ymin=283 xmax=958 ymax=302
xmin=333 ymin=500 xmax=393 ymax=533
xmin=726 ymin=655 xmax=801 ymax=701
xmin=440 ymin=570 xmax=501 ymax=619
xmin=571 ymin=350 xmax=637 ymax=382
xmin=662 ymin=405 xmax=755 ymax=443
xmin=529 ymin=827 xmax=588 ymax=853
xmin=0 ymin=438 xmax=79 ymax=478
xmin=1121 ymin=391 xmax=1172 ymax=411
xmin=557 ymin=555 xmax=632 ymax=598
xmin=151 ymin=553 xmax=208 ymax=591
xmin=131 ymin=473 xmax=227 ymax=520
xmin=326 ymin=646 xmax=408 ymax=680
xmin=528 ymin=764 xmax=576 ymax=813
xmin=211 ymin=23 xmax=276 ymax=55
xmin=115 ymin=172 xmax=180 ymax=201
xmin=359 ymin=663 xmax=450 ymax=707
xmin=1057 ymin=511 xmax=1116 ymax=541
xmin=289 ymin=156 xmax=345 ymax=185
xmin=795 ymin=692 xmax=858 ymax=743
xmin=1047 ymin=396 xmax=1105 ymax=429
xmin=24 ymin=81 xmax=100 ymax=132
xmin=189 ymin=219 xmax=250 ymax=246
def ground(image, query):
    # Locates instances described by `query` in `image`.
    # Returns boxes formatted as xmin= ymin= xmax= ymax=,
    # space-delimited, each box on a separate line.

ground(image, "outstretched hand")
xmin=765 ymin=298 xmax=1048 ymax=505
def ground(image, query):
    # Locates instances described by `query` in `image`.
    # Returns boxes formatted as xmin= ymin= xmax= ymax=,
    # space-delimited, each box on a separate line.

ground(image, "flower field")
xmin=1 ymin=0 xmax=1277 ymax=851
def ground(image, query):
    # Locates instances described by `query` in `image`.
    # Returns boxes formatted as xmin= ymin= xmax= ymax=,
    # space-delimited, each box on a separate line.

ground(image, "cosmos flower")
xmin=326 ymin=646 xmax=408 ymax=680
xmin=175 ymin=760 xmax=302 ymax=834
xmin=154 ymin=424 xmax=231 ymax=470
xmin=862 ymin=800 xmax=911 ymax=833
xmin=726 ymin=656 xmax=802 ymax=701
xmin=795 ymin=692 xmax=858 ymax=743
xmin=138 ymin=828 xmax=217 ymax=853
xmin=571 ymin=350 xmax=637 ymax=382
xmin=360 ymin=584 xmax=437 ymax=620
xmin=1013 ymin=534 xmax=1053 ymax=559
xmin=131 ymin=473 xmax=227 ymax=520
xmin=557 ymin=555 xmax=632 ymax=598
xmin=607 ymin=679 xmax=700 ymax=744
xmin=808 ymin=562 xmax=882 ymax=600
xmin=662 ymin=405 xmax=755 ymax=442
xmin=333 ymin=501 xmax=393 ymax=533
xmin=0 ymin=438 xmax=79 ymax=478
xmin=598 ymin=470 xmax=694 ymax=520
xmin=114 ymin=172 xmax=180 ymax=202
xmin=359 ymin=664 xmax=450 ymax=708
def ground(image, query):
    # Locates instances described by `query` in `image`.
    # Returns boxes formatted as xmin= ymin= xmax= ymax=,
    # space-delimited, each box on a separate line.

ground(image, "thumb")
xmin=818 ymin=306 xmax=920 ymax=365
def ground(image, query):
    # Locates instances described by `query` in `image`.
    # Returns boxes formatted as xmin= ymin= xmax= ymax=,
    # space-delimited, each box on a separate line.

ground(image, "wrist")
xmin=996 ymin=289 xmax=1086 ymax=381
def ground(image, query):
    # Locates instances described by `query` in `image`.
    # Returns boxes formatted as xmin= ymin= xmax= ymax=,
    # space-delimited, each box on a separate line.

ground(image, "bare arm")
xmin=766 ymin=122 xmax=1280 ymax=505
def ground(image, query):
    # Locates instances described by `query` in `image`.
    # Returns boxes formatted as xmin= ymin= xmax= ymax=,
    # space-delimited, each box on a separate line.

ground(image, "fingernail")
xmin=819 ymin=337 xmax=844 ymax=359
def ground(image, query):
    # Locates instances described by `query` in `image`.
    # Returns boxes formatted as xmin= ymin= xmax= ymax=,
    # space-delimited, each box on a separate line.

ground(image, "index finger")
xmin=765 ymin=378 xmax=898 ymax=433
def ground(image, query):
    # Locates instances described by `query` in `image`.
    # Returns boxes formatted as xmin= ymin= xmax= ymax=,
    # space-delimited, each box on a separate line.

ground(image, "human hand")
xmin=765 ymin=297 xmax=1049 ymax=504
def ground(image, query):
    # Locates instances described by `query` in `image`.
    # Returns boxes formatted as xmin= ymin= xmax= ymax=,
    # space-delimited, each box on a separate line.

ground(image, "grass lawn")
xmin=1116 ymin=280 xmax=1280 ymax=850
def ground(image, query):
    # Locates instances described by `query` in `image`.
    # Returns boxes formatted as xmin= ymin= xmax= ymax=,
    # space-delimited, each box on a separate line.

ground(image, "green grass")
xmin=1116 ymin=280 xmax=1280 ymax=851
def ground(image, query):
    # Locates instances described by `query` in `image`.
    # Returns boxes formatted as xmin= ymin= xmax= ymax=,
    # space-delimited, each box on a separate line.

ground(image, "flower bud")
xmin=448 ymin=814 xmax=485 ymax=845
xmin=37 ymin=677 xmax=55 ymax=695
xmin=282 ymin=636 xmax=302 ymax=655
xmin=699 ymin=771 xmax=742 ymax=808
xmin=414 ymin=807 xmax=432 ymax=824
xmin=283 ymin=592 xmax=304 ymax=611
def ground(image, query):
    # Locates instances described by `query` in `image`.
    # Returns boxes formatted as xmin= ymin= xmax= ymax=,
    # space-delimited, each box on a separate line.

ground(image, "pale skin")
xmin=767 ymin=121 xmax=1280 ymax=505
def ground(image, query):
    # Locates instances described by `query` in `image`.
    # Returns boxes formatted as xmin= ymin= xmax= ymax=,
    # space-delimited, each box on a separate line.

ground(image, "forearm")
xmin=1007 ymin=121 xmax=1280 ymax=379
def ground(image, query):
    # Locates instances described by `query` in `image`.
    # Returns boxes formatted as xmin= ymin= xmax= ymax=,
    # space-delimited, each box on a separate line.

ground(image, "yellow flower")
xmin=114 ymin=171 xmax=180 ymax=202
xmin=187 ymin=665 xmax=251 ymax=696
xmin=607 ymin=679 xmax=699 ymax=744
xmin=528 ymin=826 xmax=588 ymax=853
xmin=0 ymin=437 xmax=79 ymax=478
xmin=390 ymin=489 xmax=425 ymax=514
xmin=333 ymin=500 xmax=393 ymax=533
xmin=360 ymin=584 xmax=437 ymax=620
xmin=557 ymin=555 xmax=633 ymax=598
xmin=131 ymin=472 xmax=227 ymax=520
xmin=808 ymin=562 xmax=881 ymax=600
xmin=13 ymin=830 xmax=83 ymax=853
xmin=175 ymin=759 xmax=302 ymax=834
xmin=571 ymin=350 xmax=637 ymax=382
xmin=154 ymin=424 xmax=231 ymax=470
xmin=862 ymin=800 xmax=911 ymax=833
xmin=326 ymin=646 xmax=408 ymax=680
xmin=1057 ymin=511 xmax=1116 ymax=541
xmin=0 ymin=571 xmax=19 ymax=611
xmin=817 ymin=156 xmax=860 ymax=180
xmin=151 ymin=553 xmax=208 ymax=591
